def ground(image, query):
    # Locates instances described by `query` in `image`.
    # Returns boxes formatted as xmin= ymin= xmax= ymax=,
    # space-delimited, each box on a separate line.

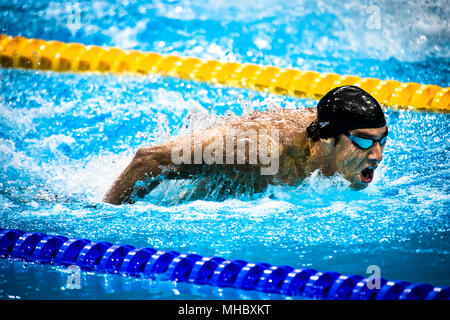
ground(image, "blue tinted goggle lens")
xmin=347 ymin=134 xmax=387 ymax=150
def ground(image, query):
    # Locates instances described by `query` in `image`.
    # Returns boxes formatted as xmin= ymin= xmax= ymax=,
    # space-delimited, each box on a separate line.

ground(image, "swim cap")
xmin=307 ymin=85 xmax=386 ymax=141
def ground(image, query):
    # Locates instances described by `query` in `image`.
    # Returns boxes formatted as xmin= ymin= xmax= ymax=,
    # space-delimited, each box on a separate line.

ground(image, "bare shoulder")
xmin=226 ymin=107 xmax=316 ymax=130
xmin=221 ymin=107 xmax=315 ymax=145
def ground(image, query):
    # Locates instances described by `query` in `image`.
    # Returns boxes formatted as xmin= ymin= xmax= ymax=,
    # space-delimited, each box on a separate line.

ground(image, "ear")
xmin=308 ymin=137 xmax=335 ymax=176
xmin=318 ymin=137 xmax=335 ymax=152
xmin=320 ymin=137 xmax=336 ymax=162
xmin=310 ymin=137 xmax=334 ymax=155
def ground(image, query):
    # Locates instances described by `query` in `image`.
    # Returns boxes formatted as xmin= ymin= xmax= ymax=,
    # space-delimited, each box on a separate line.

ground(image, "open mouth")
xmin=360 ymin=167 xmax=375 ymax=183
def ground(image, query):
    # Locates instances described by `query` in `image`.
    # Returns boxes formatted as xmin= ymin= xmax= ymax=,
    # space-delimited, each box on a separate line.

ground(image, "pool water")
xmin=0 ymin=0 xmax=449 ymax=299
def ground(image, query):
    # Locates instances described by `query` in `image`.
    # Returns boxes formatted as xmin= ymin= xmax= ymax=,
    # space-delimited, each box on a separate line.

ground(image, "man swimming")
xmin=104 ymin=85 xmax=388 ymax=205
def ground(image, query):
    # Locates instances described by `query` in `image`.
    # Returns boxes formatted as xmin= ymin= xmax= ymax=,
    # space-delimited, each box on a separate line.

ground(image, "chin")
xmin=349 ymin=179 xmax=369 ymax=190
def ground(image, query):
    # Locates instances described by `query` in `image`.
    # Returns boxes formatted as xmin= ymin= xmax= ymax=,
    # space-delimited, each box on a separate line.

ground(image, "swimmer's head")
xmin=307 ymin=85 xmax=388 ymax=189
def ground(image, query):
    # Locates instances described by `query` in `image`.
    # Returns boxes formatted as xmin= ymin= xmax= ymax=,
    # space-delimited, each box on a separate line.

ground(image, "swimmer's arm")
xmin=103 ymin=132 xmax=211 ymax=205
xmin=103 ymin=145 xmax=174 ymax=205
xmin=103 ymin=125 xmax=284 ymax=204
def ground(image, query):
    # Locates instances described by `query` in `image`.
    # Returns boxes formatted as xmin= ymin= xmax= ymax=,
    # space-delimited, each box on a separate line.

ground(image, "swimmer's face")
xmin=332 ymin=126 xmax=387 ymax=189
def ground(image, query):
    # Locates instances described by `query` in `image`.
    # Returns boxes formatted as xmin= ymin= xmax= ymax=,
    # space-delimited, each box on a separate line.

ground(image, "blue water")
xmin=0 ymin=0 xmax=449 ymax=299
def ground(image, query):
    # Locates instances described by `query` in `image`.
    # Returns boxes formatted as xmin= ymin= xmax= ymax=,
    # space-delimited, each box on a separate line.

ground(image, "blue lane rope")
xmin=0 ymin=228 xmax=448 ymax=300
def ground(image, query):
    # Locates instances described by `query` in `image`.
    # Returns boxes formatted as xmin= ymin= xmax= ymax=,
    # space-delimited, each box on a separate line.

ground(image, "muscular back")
xmin=104 ymin=107 xmax=317 ymax=204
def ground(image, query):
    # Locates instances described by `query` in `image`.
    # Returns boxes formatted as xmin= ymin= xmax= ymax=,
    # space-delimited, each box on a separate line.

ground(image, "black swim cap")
xmin=307 ymin=85 xmax=386 ymax=141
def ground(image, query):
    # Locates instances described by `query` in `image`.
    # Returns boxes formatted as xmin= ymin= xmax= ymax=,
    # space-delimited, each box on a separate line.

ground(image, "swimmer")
xmin=104 ymin=85 xmax=388 ymax=205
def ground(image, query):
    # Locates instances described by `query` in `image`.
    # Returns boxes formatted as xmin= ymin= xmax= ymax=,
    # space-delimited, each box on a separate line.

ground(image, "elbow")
xmin=134 ymin=147 xmax=147 ymax=158
xmin=133 ymin=147 xmax=154 ymax=166
xmin=130 ymin=147 xmax=149 ymax=169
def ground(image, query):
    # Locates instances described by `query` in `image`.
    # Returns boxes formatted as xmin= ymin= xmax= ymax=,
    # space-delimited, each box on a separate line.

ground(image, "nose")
xmin=368 ymin=142 xmax=383 ymax=163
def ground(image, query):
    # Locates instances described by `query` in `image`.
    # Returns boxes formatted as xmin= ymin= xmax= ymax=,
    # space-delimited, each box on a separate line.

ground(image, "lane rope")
xmin=0 ymin=34 xmax=448 ymax=112
xmin=0 ymin=228 xmax=448 ymax=300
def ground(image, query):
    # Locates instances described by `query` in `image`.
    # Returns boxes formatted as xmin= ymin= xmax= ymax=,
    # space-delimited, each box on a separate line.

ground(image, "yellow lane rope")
xmin=0 ymin=34 xmax=448 ymax=112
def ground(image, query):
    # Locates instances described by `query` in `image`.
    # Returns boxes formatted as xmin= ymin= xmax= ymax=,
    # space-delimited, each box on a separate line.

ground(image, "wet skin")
xmin=103 ymin=108 xmax=387 ymax=204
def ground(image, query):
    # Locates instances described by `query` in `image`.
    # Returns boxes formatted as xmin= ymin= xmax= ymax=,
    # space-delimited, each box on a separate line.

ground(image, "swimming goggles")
xmin=344 ymin=132 xmax=388 ymax=150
